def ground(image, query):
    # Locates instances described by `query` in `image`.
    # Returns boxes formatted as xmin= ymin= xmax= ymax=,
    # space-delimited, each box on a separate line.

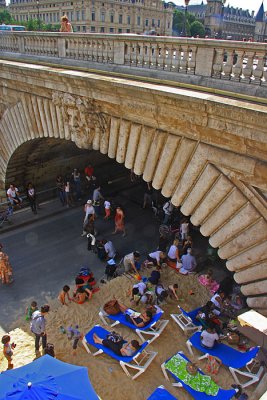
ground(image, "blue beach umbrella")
xmin=0 ymin=355 xmax=99 ymax=400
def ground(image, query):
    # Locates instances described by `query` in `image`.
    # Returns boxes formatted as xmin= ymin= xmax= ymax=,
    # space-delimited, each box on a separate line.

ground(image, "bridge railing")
xmin=0 ymin=32 xmax=267 ymax=87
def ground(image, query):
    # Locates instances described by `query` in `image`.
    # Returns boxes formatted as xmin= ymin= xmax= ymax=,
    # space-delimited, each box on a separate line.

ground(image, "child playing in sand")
xmin=25 ymin=300 xmax=38 ymax=321
xmin=72 ymin=287 xmax=92 ymax=304
xmin=58 ymin=285 xmax=72 ymax=306
xmin=2 ymin=335 xmax=16 ymax=370
xmin=168 ymin=283 xmax=179 ymax=300
xmin=67 ymin=325 xmax=83 ymax=355
xmin=198 ymin=269 xmax=219 ymax=294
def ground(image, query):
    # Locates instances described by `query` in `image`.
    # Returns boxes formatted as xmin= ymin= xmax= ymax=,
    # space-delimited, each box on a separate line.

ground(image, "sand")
xmin=0 ymin=267 xmax=255 ymax=400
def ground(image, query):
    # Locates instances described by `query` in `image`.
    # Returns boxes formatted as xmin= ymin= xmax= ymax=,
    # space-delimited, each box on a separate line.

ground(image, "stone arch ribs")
xmin=1 ymin=95 xmax=267 ymax=315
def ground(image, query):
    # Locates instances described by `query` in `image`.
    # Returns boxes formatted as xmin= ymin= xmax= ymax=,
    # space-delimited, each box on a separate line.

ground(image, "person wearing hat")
xmin=81 ymin=200 xmax=95 ymax=237
xmin=0 ymin=243 xmax=13 ymax=284
xmin=60 ymin=15 xmax=73 ymax=32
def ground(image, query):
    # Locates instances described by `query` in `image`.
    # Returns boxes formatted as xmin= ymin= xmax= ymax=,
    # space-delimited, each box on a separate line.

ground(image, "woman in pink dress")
xmin=198 ymin=269 xmax=219 ymax=294
xmin=113 ymin=206 xmax=126 ymax=237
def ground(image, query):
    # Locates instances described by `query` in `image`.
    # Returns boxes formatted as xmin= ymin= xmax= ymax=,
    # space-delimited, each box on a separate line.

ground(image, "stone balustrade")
xmin=0 ymin=32 xmax=267 ymax=90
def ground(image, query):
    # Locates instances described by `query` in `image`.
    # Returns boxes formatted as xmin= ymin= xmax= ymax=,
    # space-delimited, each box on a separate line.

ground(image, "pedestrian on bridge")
xmin=60 ymin=15 xmax=73 ymax=33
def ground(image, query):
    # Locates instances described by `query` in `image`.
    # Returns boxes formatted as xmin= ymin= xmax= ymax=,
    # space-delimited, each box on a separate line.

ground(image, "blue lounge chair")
xmin=99 ymin=308 xmax=169 ymax=343
xmin=187 ymin=331 xmax=264 ymax=389
xmin=82 ymin=325 xmax=157 ymax=380
xmin=161 ymin=351 xmax=237 ymax=399
xmin=147 ymin=385 xmax=177 ymax=400
xmin=171 ymin=306 xmax=202 ymax=333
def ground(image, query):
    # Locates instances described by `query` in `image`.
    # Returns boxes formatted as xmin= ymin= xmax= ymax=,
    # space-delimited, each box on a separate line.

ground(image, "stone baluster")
xmin=150 ymin=44 xmax=157 ymax=68
xmin=241 ymin=51 xmax=255 ymax=83
xmin=195 ymin=45 xmax=214 ymax=77
xmin=124 ymin=42 xmax=130 ymax=65
xmin=135 ymin=43 xmax=141 ymax=67
xmin=187 ymin=45 xmax=197 ymax=75
xmin=179 ymin=45 xmax=188 ymax=73
xmin=251 ymin=52 xmax=265 ymax=84
xmin=221 ymin=49 xmax=234 ymax=80
xmin=164 ymin=45 xmax=172 ymax=71
xmin=172 ymin=46 xmax=181 ymax=72
xmin=212 ymin=48 xmax=224 ymax=78
xmin=230 ymin=50 xmax=244 ymax=81
xmin=137 ymin=42 xmax=143 ymax=67
xmin=143 ymin=43 xmax=149 ymax=68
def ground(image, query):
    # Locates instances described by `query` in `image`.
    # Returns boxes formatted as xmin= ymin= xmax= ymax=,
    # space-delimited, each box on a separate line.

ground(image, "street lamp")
xmin=36 ymin=0 xmax=41 ymax=30
xmin=183 ymin=0 xmax=190 ymax=37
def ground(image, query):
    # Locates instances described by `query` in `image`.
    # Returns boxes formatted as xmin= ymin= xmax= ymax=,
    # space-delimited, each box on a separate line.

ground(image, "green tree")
xmin=0 ymin=10 xmax=14 ymax=24
xmin=190 ymin=20 xmax=205 ymax=37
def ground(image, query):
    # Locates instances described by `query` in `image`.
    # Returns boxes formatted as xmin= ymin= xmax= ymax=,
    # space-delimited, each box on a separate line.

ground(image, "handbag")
xmin=103 ymin=299 xmax=120 ymax=315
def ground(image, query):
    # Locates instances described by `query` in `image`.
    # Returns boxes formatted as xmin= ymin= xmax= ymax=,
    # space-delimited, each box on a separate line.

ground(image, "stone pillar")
xmin=195 ymin=46 xmax=215 ymax=77
xmin=58 ymin=38 xmax=66 ymax=58
xmin=113 ymin=39 xmax=125 ymax=65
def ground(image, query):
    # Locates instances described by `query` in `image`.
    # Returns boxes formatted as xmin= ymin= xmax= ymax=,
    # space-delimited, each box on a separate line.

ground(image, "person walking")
xmin=81 ymin=200 xmax=95 ymax=236
xmin=92 ymin=186 xmax=104 ymax=216
xmin=0 ymin=244 xmax=13 ymax=284
xmin=162 ymin=199 xmax=173 ymax=224
xmin=30 ymin=304 xmax=50 ymax=356
xmin=72 ymin=169 xmax=82 ymax=200
xmin=113 ymin=206 xmax=126 ymax=237
xmin=56 ymin=176 xmax=66 ymax=206
xmin=26 ymin=182 xmax=37 ymax=214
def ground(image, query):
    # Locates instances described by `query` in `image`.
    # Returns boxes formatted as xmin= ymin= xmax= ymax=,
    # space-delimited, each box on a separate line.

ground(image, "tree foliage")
xmin=190 ymin=20 xmax=205 ymax=37
xmin=0 ymin=10 xmax=15 ymax=24
xmin=25 ymin=19 xmax=60 ymax=31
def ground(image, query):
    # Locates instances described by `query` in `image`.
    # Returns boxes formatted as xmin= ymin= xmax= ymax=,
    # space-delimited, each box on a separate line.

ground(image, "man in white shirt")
xmin=103 ymin=239 xmax=116 ymax=259
xmin=147 ymin=250 xmax=166 ymax=267
xmin=200 ymin=326 xmax=219 ymax=349
xmin=7 ymin=184 xmax=22 ymax=207
xmin=180 ymin=220 xmax=189 ymax=240
xmin=123 ymin=251 xmax=141 ymax=273
xmin=162 ymin=200 xmax=173 ymax=224
xmin=81 ymin=200 xmax=95 ymax=236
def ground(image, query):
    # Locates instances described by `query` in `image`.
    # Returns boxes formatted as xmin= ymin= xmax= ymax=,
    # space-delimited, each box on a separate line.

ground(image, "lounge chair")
xmin=161 ymin=351 xmax=237 ymax=399
xmin=82 ymin=325 xmax=157 ymax=380
xmin=170 ymin=305 xmax=202 ymax=333
xmin=99 ymin=308 xmax=169 ymax=343
xmin=187 ymin=331 xmax=264 ymax=389
xmin=147 ymin=385 xmax=177 ymax=399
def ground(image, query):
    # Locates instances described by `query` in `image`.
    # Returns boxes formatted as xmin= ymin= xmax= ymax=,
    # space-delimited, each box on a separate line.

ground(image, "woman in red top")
xmin=113 ymin=206 xmax=126 ymax=237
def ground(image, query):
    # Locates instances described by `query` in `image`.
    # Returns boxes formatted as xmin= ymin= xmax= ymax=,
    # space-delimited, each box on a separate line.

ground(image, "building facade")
xmin=255 ymin=2 xmax=267 ymax=41
xmin=0 ymin=0 xmax=6 ymax=9
xmin=8 ymin=0 xmax=173 ymax=35
xmin=183 ymin=0 xmax=255 ymax=40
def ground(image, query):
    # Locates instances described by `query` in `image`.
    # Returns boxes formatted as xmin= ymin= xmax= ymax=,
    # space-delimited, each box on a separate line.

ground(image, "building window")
xmin=110 ymin=14 xmax=114 ymax=23
xmin=119 ymin=14 xmax=122 ymax=24
xmin=77 ymin=26 xmax=81 ymax=31
xmin=137 ymin=16 xmax=140 ymax=25
xmin=152 ymin=18 xmax=154 ymax=27
xmin=158 ymin=19 xmax=160 ymax=27
xmin=76 ymin=11 xmax=80 ymax=21
xmin=126 ymin=28 xmax=130 ymax=33
xmin=118 ymin=28 xmax=122 ymax=33
xmin=91 ymin=26 xmax=95 ymax=32
xmin=127 ymin=15 xmax=130 ymax=24
xmin=167 ymin=22 xmax=170 ymax=29
xmin=110 ymin=27 xmax=114 ymax=32
xmin=82 ymin=9 xmax=85 ymax=20
xmin=145 ymin=18 xmax=148 ymax=26
xmin=101 ymin=12 xmax=105 ymax=22
xmin=92 ymin=12 xmax=95 ymax=21
xmin=82 ymin=25 xmax=86 ymax=32
xmin=100 ymin=26 xmax=105 ymax=32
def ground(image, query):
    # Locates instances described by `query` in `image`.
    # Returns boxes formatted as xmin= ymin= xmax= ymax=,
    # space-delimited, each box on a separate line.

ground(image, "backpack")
xmin=44 ymin=343 xmax=55 ymax=357
xmin=106 ymin=331 xmax=123 ymax=343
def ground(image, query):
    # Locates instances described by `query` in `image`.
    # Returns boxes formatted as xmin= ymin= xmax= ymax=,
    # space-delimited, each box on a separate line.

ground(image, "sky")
xmin=4 ymin=0 xmax=265 ymax=13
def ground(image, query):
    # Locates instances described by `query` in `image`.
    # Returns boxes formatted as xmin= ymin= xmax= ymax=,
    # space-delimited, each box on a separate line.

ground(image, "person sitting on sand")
xmin=73 ymin=287 xmax=92 ymax=304
xmin=168 ymin=283 xmax=179 ymax=300
xmin=58 ymin=285 xmax=72 ymax=306
xmin=93 ymin=332 xmax=140 ymax=356
xmin=148 ymin=265 xmax=161 ymax=285
xmin=198 ymin=269 xmax=219 ymax=294
xmin=145 ymin=250 xmax=166 ymax=267
xmin=118 ymin=303 xmax=153 ymax=328
xmin=131 ymin=281 xmax=147 ymax=304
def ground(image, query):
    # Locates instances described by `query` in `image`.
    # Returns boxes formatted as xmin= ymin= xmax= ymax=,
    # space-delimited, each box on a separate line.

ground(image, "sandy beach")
xmin=0 ymin=267 xmax=255 ymax=399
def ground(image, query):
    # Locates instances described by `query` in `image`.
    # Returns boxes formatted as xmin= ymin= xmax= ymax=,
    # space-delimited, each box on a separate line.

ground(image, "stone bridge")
xmin=0 ymin=35 xmax=267 ymax=314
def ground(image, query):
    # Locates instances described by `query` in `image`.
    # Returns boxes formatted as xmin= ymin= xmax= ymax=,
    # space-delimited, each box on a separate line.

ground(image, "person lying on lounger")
xmin=93 ymin=332 xmax=140 ymax=356
xmin=118 ymin=303 xmax=153 ymax=328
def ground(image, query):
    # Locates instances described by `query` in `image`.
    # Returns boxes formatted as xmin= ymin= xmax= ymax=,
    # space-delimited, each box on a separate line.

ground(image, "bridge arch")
xmin=0 ymin=90 xmax=266 ymax=314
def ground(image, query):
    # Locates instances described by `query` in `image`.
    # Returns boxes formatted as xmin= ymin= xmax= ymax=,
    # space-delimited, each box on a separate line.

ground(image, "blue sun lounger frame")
xmin=82 ymin=325 xmax=157 ymax=380
xmin=170 ymin=305 xmax=202 ymax=333
xmin=99 ymin=309 xmax=169 ymax=343
xmin=187 ymin=331 xmax=264 ymax=389
xmin=161 ymin=351 xmax=237 ymax=400
xmin=147 ymin=385 xmax=178 ymax=400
